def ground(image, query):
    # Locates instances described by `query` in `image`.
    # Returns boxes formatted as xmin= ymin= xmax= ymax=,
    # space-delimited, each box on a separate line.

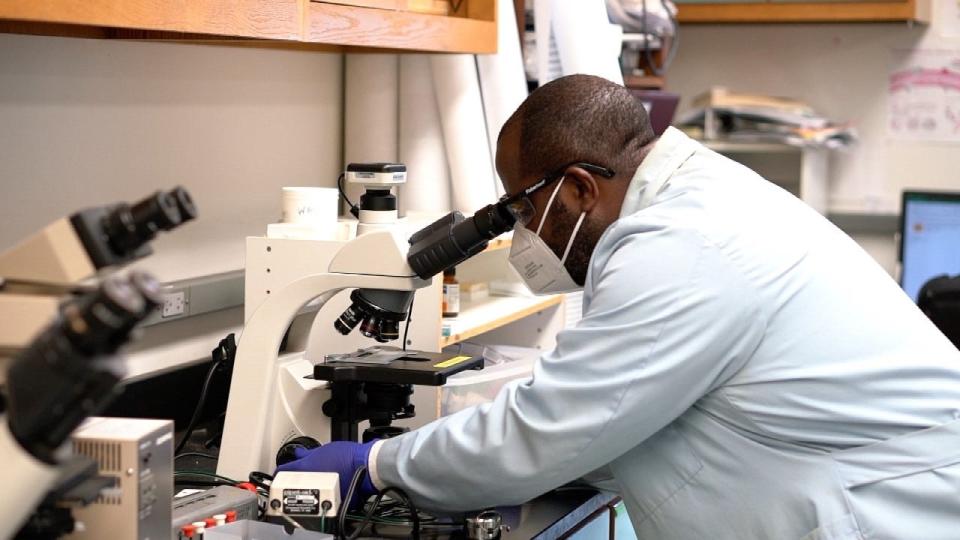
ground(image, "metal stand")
xmin=323 ymin=381 xmax=414 ymax=443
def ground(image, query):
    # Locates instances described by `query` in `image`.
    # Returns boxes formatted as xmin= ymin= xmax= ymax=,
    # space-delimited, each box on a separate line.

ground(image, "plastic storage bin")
xmin=204 ymin=520 xmax=333 ymax=540
xmin=438 ymin=344 xmax=540 ymax=417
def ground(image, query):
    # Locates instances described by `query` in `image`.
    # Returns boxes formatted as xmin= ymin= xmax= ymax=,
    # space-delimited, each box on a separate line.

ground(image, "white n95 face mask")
xmin=508 ymin=178 xmax=586 ymax=295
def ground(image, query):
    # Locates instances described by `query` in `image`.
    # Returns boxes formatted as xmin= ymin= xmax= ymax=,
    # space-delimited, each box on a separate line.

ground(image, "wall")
xmin=666 ymin=5 xmax=960 ymax=271
xmin=0 ymin=33 xmax=344 ymax=282
xmin=0 ymin=33 xmax=344 ymax=377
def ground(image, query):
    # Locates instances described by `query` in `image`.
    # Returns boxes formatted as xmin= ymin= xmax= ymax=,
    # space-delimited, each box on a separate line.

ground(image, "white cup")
xmin=281 ymin=187 xmax=338 ymax=225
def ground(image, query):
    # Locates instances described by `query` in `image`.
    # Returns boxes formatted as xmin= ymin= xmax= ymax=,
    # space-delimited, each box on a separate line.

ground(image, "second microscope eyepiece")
xmin=102 ymin=187 xmax=197 ymax=256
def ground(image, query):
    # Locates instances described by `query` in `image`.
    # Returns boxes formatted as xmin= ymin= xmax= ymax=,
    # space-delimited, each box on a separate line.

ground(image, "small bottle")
xmin=443 ymin=267 xmax=460 ymax=318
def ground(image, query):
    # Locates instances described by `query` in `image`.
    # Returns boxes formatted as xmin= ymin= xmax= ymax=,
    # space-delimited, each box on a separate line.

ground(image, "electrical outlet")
xmin=162 ymin=291 xmax=187 ymax=318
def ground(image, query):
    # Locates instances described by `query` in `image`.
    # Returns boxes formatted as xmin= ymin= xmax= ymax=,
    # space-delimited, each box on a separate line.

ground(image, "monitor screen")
xmin=900 ymin=191 xmax=960 ymax=302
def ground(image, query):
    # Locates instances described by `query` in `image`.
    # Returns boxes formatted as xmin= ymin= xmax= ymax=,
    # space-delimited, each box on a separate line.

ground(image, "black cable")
xmin=361 ymin=488 xmax=420 ymax=540
xmin=174 ymin=451 xmax=218 ymax=461
xmin=345 ymin=487 xmax=422 ymax=540
xmin=249 ymin=471 xmax=274 ymax=493
xmin=339 ymin=466 xmax=368 ymax=539
xmin=173 ymin=357 xmax=222 ymax=455
xmin=402 ymin=295 xmax=415 ymax=351
xmin=337 ymin=173 xmax=360 ymax=218
xmin=450 ymin=0 xmax=465 ymax=13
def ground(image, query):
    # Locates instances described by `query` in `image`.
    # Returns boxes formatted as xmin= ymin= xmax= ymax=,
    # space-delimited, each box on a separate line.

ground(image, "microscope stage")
xmin=312 ymin=347 xmax=482 ymax=386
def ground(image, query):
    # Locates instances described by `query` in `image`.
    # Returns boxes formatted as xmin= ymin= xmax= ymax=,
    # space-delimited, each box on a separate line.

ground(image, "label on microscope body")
xmin=282 ymin=489 xmax=320 ymax=515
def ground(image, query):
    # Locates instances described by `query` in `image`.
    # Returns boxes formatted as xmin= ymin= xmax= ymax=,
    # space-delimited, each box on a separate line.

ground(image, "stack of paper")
xmin=677 ymin=87 xmax=857 ymax=149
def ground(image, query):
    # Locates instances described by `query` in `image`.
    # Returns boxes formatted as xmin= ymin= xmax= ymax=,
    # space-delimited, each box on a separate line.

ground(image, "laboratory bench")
xmin=175 ymin=454 xmax=636 ymax=540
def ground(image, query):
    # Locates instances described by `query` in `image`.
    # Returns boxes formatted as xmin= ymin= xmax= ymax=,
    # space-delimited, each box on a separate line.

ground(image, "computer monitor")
xmin=900 ymin=190 xmax=960 ymax=303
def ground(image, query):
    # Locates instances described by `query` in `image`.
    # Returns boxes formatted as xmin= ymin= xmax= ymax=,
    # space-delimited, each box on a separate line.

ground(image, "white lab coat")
xmin=369 ymin=128 xmax=960 ymax=539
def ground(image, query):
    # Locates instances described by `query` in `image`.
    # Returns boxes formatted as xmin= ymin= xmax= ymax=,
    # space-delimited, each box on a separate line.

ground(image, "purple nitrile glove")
xmin=275 ymin=440 xmax=378 ymax=507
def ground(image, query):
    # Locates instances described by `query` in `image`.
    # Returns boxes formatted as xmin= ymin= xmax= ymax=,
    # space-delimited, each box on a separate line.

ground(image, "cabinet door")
xmin=674 ymin=0 xmax=763 ymax=3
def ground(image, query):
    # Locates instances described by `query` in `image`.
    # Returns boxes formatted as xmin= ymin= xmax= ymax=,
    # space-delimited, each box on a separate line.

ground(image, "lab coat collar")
xmin=619 ymin=127 xmax=700 ymax=218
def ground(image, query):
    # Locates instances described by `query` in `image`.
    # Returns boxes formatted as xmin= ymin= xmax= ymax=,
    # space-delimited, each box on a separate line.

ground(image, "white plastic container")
xmin=438 ymin=344 xmax=540 ymax=417
xmin=281 ymin=187 xmax=338 ymax=226
xmin=204 ymin=520 xmax=333 ymax=540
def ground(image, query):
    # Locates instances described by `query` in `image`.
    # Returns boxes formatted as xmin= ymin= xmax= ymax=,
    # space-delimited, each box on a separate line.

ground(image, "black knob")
xmin=275 ymin=436 xmax=321 ymax=467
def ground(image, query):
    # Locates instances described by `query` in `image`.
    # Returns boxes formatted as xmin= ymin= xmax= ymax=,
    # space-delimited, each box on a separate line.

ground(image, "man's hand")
xmin=275 ymin=440 xmax=378 ymax=506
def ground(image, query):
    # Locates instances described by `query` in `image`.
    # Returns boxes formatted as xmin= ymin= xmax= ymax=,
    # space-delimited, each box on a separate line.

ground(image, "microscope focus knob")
xmin=275 ymin=437 xmax=321 ymax=467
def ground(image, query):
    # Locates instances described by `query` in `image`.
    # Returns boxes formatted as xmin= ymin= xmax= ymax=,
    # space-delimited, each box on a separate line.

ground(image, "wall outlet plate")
xmin=161 ymin=290 xmax=187 ymax=318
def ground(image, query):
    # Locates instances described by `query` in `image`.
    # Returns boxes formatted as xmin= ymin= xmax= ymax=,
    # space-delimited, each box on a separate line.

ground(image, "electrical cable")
xmin=345 ymin=486 xmax=421 ymax=540
xmin=248 ymin=471 xmax=274 ymax=493
xmin=337 ymin=173 xmax=360 ymax=218
xmin=173 ymin=357 xmax=222 ymax=455
xmin=174 ymin=470 xmax=241 ymax=484
xmin=174 ymin=451 xmax=218 ymax=461
xmin=402 ymin=295 xmax=415 ymax=351
xmin=450 ymin=0 xmax=465 ymax=13
xmin=338 ymin=466 xmax=367 ymax=539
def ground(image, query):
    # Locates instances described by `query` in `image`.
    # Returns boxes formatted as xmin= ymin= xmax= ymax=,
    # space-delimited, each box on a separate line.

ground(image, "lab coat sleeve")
xmin=374 ymin=224 xmax=767 ymax=511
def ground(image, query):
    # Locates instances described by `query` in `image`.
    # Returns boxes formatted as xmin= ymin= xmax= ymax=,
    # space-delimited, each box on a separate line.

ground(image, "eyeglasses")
xmin=499 ymin=162 xmax=616 ymax=226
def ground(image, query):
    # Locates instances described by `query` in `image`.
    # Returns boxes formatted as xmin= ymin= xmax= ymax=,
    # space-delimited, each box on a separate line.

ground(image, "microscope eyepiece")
xmin=6 ymin=273 xmax=161 ymax=463
xmin=406 ymin=202 xmax=517 ymax=280
xmin=128 ymin=270 xmax=164 ymax=311
xmin=169 ymin=186 xmax=198 ymax=223
xmin=101 ymin=189 xmax=192 ymax=255
xmin=64 ymin=276 xmax=148 ymax=355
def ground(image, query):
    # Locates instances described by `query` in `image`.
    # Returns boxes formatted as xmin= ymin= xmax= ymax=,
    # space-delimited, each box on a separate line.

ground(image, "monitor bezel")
xmin=899 ymin=190 xmax=960 ymax=288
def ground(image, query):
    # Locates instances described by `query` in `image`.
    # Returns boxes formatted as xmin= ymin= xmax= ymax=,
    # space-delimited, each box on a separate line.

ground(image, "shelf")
xmin=0 ymin=0 xmax=303 ymax=41
xmin=624 ymin=74 xmax=666 ymax=90
xmin=0 ymin=0 xmax=497 ymax=54
xmin=827 ymin=212 xmax=899 ymax=234
xmin=306 ymin=2 xmax=496 ymax=53
xmin=677 ymin=0 xmax=930 ymax=24
xmin=439 ymin=294 xmax=563 ymax=347
xmin=702 ymin=141 xmax=803 ymax=154
xmin=483 ymin=237 xmax=512 ymax=253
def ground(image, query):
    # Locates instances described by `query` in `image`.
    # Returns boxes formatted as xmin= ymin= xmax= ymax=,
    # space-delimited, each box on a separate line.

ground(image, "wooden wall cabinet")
xmin=0 ymin=0 xmax=497 ymax=53
xmin=676 ymin=0 xmax=930 ymax=23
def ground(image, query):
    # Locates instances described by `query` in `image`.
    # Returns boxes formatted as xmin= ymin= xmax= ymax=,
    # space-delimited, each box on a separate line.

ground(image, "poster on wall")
xmin=888 ymin=49 xmax=960 ymax=141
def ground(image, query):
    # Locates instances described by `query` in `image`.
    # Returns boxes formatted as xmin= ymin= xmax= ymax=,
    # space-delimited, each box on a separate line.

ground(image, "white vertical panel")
xmin=477 ymin=0 xmax=529 ymax=196
xmin=431 ymin=54 xmax=498 ymax=214
xmin=398 ymin=55 xmax=452 ymax=214
xmin=343 ymin=53 xmax=400 ymax=205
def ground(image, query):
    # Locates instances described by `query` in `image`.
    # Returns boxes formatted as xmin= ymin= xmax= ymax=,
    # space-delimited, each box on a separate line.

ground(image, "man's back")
xmin=604 ymin=138 xmax=960 ymax=539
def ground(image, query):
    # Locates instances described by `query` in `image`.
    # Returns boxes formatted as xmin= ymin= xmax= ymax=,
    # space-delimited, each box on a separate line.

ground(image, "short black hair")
xmin=500 ymin=74 xmax=655 ymax=180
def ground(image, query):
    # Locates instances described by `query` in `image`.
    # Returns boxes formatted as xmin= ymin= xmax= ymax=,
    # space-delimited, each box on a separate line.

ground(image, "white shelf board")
xmin=440 ymin=294 xmax=563 ymax=348
xmin=703 ymin=141 xmax=803 ymax=154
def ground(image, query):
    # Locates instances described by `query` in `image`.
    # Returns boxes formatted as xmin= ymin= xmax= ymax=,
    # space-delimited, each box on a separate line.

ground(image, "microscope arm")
xmin=217 ymin=271 xmax=427 ymax=480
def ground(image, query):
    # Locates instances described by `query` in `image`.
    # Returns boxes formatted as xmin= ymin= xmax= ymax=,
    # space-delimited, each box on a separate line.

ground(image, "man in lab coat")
xmin=279 ymin=75 xmax=960 ymax=538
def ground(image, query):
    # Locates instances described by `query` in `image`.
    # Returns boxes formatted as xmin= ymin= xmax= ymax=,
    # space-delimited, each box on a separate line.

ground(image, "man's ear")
xmin=563 ymin=165 xmax=601 ymax=213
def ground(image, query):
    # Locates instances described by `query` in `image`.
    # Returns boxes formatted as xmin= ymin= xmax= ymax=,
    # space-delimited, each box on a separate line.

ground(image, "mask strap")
xmin=536 ymin=177 xmax=565 ymax=236
xmin=560 ymin=212 xmax=586 ymax=264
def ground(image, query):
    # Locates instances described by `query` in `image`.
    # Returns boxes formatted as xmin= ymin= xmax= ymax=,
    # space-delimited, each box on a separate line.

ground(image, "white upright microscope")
xmin=217 ymin=163 xmax=522 ymax=483
xmin=0 ymin=188 xmax=196 ymax=538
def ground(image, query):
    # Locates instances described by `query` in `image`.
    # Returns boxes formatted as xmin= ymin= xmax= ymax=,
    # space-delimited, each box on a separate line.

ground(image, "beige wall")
xmin=0 ymin=33 xmax=344 ymax=376
xmin=0 ymin=33 xmax=344 ymax=283
xmin=666 ymin=16 xmax=960 ymax=271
